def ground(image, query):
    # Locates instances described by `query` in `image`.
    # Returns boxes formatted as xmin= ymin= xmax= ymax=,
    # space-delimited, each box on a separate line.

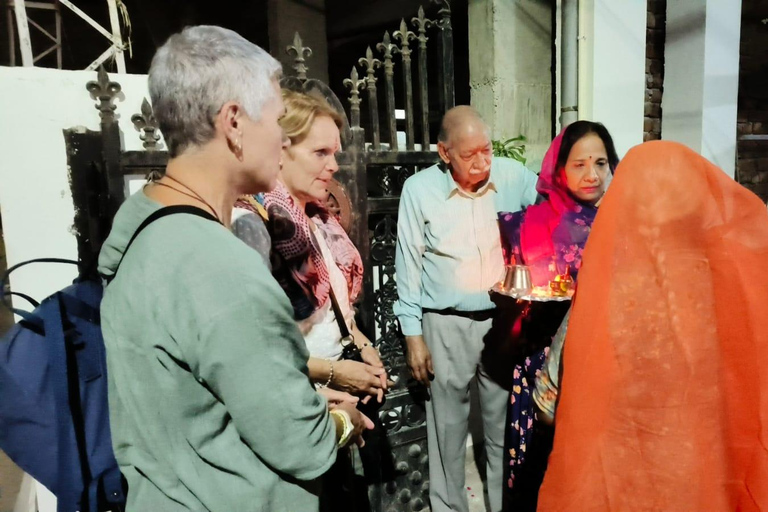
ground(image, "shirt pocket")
xmin=477 ymin=200 xmax=503 ymax=252
xmin=424 ymin=200 xmax=471 ymax=256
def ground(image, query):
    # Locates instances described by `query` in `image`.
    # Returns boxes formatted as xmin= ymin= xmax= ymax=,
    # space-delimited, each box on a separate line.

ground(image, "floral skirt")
xmin=502 ymin=347 xmax=553 ymax=511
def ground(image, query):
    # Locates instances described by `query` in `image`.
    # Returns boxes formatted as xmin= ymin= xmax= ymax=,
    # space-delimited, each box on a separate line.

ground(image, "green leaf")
xmin=492 ymin=134 xmax=527 ymax=165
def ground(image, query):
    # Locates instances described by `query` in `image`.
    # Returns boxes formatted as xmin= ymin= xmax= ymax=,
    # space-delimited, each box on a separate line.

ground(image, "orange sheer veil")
xmin=538 ymin=141 xmax=768 ymax=511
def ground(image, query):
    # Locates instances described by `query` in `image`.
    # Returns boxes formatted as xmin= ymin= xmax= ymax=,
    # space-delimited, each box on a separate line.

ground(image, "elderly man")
xmin=394 ymin=106 xmax=538 ymax=512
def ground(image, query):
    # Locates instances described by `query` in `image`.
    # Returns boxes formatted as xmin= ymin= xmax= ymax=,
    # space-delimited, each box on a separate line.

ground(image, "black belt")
xmin=423 ymin=308 xmax=495 ymax=322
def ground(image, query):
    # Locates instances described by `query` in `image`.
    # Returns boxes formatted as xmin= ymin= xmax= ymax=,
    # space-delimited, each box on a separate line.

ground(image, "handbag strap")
xmin=308 ymin=224 xmax=353 ymax=344
xmin=328 ymin=284 xmax=352 ymax=341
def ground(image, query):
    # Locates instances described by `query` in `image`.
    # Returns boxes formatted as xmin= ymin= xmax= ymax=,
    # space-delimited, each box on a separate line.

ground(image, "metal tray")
xmin=489 ymin=282 xmax=573 ymax=302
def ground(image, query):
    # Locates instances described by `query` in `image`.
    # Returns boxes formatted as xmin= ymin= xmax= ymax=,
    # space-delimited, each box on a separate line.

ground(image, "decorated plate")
xmin=490 ymin=282 xmax=573 ymax=302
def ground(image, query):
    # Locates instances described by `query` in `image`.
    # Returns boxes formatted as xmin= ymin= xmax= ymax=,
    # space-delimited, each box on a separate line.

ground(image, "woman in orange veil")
xmin=538 ymin=141 xmax=768 ymax=511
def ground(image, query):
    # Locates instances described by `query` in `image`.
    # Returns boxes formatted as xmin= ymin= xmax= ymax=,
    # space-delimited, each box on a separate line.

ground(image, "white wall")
xmin=0 ymin=66 xmax=154 ymax=510
xmin=578 ymin=0 xmax=647 ymax=157
xmin=0 ymin=67 xmax=152 ymax=317
xmin=662 ymin=0 xmax=742 ymax=177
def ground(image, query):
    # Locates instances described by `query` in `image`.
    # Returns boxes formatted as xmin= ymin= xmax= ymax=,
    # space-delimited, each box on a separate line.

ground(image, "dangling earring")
xmin=230 ymin=135 xmax=243 ymax=161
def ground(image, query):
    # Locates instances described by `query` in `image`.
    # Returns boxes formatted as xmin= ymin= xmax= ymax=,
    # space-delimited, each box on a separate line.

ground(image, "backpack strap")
xmin=5 ymin=291 xmax=40 ymax=309
xmin=0 ymin=258 xmax=79 ymax=320
xmin=47 ymin=292 xmax=82 ymax=512
xmin=2 ymin=206 xmax=218 ymax=324
xmin=106 ymin=205 xmax=220 ymax=284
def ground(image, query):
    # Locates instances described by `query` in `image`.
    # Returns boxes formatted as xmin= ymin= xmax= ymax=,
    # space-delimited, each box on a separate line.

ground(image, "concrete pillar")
xmin=578 ymin=0 xmax=647 ymax=158
xmin=268 ymin=0 xmax=329 ymax=83
xmin=662 ymin=0 xmax=742 ymax=178
xmin=469 ymin=0 xmax=554 ymax=171
xmin=560 ymin=0 xmax=579 ymax=127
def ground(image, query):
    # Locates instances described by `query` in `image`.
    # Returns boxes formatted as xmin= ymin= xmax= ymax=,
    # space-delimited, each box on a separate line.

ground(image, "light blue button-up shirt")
xmin=393 ymin=157 xmax=539 ymax=336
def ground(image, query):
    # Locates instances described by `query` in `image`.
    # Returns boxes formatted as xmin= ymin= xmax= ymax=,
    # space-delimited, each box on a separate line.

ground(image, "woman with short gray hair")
xmin=147 ymin=24 xmax=283 ymax=159
xmin=98 ymin=25 xmax=371 ymax=512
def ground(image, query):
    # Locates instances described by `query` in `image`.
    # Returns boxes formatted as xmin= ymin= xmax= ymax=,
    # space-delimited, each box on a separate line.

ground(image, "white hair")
xmin=148 ymin=25 xmax=282 ymax=157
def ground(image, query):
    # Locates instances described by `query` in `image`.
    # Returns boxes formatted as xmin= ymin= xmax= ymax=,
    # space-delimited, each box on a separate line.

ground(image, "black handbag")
xmin=327 ymin=286 xmax=388 ymax=416
xmin=327 ymin=285 xmax=364 ymax=363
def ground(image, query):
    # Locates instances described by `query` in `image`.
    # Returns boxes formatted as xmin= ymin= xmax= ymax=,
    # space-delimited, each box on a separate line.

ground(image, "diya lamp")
xmin=549 ymin=265 xmax=574 ymax=297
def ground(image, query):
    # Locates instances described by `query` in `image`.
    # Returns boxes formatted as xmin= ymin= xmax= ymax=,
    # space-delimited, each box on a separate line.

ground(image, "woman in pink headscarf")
xmin=498 ymin=121 xmax=618 ymax=512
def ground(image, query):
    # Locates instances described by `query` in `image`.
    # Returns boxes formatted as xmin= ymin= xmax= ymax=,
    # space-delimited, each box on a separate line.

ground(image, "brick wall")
xmin=644 ymin=0 xmax=666 ymax=141
xmin=736 ymin=0 xmax=768 ymax=203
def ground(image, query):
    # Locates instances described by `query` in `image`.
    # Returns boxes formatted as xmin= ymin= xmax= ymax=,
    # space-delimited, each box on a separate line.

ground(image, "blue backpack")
xmin=0 ymin=206 xmax=213 ymax=512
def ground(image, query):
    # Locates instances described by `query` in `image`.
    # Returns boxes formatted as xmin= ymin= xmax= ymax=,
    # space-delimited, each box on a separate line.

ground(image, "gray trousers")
xmin=423 ymin=312 xmax=507 ymax=512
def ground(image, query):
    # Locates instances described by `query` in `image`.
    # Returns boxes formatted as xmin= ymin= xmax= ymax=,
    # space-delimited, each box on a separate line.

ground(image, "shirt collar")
xmin=444 ymin=164 xmax=497 ymax=199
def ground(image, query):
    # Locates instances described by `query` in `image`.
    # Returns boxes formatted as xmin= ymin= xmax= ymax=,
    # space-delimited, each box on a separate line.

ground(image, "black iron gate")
xmin=69 ymin=2 xmax=455 ymax=510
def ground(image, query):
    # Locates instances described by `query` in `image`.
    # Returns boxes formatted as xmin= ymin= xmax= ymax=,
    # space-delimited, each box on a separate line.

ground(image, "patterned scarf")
xmin=237 ymin=182 xmax=363 ymax=320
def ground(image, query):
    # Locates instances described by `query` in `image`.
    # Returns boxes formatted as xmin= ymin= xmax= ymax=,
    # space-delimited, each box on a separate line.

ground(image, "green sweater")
xmin=98 ymin=191 xmax=337 ymax=511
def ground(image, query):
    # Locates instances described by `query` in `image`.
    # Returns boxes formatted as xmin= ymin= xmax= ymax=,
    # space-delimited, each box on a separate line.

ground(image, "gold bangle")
xmin=330 ymin=409 xmax=354 ymax=447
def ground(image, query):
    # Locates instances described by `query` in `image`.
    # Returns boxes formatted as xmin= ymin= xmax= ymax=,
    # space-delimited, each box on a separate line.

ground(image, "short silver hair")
xmin=148 ymin=25 xmax=282 ymax=157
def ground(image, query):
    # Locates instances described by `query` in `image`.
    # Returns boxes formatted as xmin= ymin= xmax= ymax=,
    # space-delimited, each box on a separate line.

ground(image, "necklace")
xmin=153 ymin=174 xmax=221 ymax=223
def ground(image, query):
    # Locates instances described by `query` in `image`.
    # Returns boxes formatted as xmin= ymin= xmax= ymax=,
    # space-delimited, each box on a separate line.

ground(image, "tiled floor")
xmin=466 ymin=378 xmax=494 ymax=512
xmin=416 ymin=437 xmax=489 ymax=512
xmin=465 ymin=436 xmax=491 ymax=512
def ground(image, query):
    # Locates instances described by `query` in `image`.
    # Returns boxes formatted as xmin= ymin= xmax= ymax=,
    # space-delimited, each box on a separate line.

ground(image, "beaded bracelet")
xmin=318 ymin=359 xmax=334 ymax=388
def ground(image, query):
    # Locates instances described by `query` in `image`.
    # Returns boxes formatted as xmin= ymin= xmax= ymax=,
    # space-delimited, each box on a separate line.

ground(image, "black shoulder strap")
xmin=328 ymin=284 xmax=352 ymax=340
xmin=307 ymin=227 xmax=353 ymax=342
xmin=108 ymin=205 xmax=220 ymax=283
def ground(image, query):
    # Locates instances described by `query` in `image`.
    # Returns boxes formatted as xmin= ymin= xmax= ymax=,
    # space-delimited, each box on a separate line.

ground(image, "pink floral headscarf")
xmin=499 ymin=131 xmax=600 ymax=287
